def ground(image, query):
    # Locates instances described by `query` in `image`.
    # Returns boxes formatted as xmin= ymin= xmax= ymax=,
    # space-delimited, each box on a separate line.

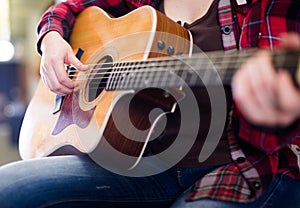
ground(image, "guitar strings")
xmin=68 ymin=64 xmax=239 ymax=89
xmin=71 ymin=64 xmax=238 ymax=91
xmin=66 ymin=51 xmax=297 ymax=77
xmin=71 ymin=48 xmax=297 ymax=70
xmin=67 ymin=53 xmax=252 ymax=79
xmin=67 ymin=60 xmax=296 ymax=81
xmin=67 ymin=67 xmax=289 ymax=90
xmin=71 ymin=52 xmax=253 ymax=68
xmin=74 ymin=70 xmax=236 ymax=91
xmin=61 ymin=51 xmax=298 ymax=90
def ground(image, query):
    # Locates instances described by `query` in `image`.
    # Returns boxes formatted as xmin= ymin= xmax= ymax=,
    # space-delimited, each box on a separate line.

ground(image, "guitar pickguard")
xmin=52 ymin=92 xmax=95 ymax=135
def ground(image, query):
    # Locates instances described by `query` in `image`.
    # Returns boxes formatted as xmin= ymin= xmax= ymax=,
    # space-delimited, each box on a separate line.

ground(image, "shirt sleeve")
xmin=36 ymin=0 xmax=133 ymax=55
xmin=234 ymin=106 xmax=300 ymax=154
xmin=234 ymin=0 xmax=300 ymax=154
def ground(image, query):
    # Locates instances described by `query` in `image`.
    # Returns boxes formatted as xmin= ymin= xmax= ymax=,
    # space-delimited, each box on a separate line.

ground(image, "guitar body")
xmin=19 ymin=6 xmax=192 ymax=169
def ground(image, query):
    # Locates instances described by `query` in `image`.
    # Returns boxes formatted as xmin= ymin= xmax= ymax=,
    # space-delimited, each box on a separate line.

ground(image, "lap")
xmin=6 ymin=154 xmax=296 ymax=208
xmin=171 ymin=173 xmax=300 ymax=208
xmin=0 ymin=154 xmax=216 ymax=208
xmin=0 ymin=155 xmax=179 ymax=208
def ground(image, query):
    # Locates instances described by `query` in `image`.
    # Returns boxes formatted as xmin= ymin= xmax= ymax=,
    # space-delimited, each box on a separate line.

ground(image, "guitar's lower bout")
xmin=100 ymin=87 xmax=187 ymax=168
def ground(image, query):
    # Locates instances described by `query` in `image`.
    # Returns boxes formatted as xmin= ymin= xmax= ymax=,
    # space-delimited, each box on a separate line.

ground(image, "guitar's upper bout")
xmin=149 ymin=9 xmax=193 ymax=59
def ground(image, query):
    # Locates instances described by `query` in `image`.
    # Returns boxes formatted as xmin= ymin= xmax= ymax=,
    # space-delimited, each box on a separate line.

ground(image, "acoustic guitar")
xmin=19 ymin=6 xmax=300 ymax=170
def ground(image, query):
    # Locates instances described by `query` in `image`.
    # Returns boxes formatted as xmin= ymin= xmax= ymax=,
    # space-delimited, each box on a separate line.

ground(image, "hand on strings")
xmin=232 ymin=33 xmax=300 ymax=127
xmin=40 ymin=31 xmax=89 ymax=95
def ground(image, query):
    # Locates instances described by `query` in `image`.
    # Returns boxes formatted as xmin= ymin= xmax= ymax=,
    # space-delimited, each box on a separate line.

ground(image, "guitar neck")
xmin=100 ymin=50 xmax=300 ymax=91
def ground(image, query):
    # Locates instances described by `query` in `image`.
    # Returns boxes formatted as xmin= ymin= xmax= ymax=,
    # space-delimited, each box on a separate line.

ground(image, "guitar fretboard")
xmin=84 ymin=50 xmax=299 ymax=92
xmin=105 ymin=51 xmax=252 ymax=90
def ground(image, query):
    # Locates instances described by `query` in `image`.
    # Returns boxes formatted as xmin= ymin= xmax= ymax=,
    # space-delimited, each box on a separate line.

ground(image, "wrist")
xmin=40 ymin=31 xmax=62 ymax=54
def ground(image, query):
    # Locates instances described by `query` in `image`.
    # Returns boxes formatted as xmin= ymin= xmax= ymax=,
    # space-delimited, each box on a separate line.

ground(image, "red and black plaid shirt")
xmin=37 ymin=0 xmax=300 ymax=203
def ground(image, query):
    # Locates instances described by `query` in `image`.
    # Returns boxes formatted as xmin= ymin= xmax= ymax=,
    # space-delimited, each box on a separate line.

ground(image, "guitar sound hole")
xmin=86 ymin=55 xmax=113 ymax=102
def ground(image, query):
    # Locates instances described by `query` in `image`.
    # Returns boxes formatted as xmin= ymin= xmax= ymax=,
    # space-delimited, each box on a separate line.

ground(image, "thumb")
xmin=67 ymin=52 xmax=89 ymax=71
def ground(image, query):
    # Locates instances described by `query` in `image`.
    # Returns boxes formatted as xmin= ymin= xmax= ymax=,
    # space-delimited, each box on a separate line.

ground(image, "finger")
xmin=233 ymin=52 xmax=279 ymax=125
xmin=232 ymin=63 xmax=266 ymax=124
xmin=236 ymin=69 xmax=278 ymax=126
xmin=40 ymin=52 xmax=74 ymax=95
xmin=66 ymin=52 xmax=89 ymax=71
xmin=276 ymin=70 xmax=300 ymax=125
xmin=279 ymin=32 xmax=300 ymax=49
xmin=51 ymin=54 xmax=77 ymax=91
xmin=246 ymin=52 xmax=279 ymax=124
xmin=40 ymin=64 xmax=73 ymax=95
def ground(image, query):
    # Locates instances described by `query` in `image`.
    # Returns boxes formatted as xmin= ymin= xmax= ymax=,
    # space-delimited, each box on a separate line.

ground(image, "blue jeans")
xmin=0 ymin=155 xmax=216 ymax=208
xmin=0 ymin=155 xmax=299 ymax=208
xmin=171 ymin=173 xmax=300 ymax=208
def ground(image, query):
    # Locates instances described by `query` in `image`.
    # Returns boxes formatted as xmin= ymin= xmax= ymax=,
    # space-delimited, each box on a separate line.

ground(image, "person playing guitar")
xmin=1 ymin=0 xmax=300 ymax=207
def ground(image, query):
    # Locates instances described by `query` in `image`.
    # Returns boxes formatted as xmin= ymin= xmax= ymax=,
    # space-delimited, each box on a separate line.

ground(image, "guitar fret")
xmin=114 ymin=62 xmax=123 ymax=90
xmin=142 ymin=65 xmax=152 ymax=88
xmin=175 ymin=60 xmax=187 ymax=87
xmin=118 ymin=63 xmax=126 ymax=90
xmin=105 ymin=65 xmax=114 ymax=90
xmin=212 ymin=54 xmax=225 ymax=86
xmin=189 ymin=68 xmax=200 ymax=87
xmin=117 ymin=62 xmax=128 ymax=90
xmin=159 ymin=61 xmax=171 ymax=88
xmin=159 ymin=60 xmax=169 ymax=88
xmin=216 ymin=52 xmax=231 ymax=86
xmin=114 ymin=62 xmax=122 ymax=90
xmin=224 ymin=52 xmax=239 ymax=85
xmin=179 ymin=67 xmax=188 ymax=87
xmin=153 ymin=61 xmax=163 ymax=88
xmin=131 ymin=61 xmax=141 ymax=90
xmin=108 ymin=64 xmax=116 ymax=90
xmin=106 ymin=50 xmax=267 ymax=91
xmin=179 ymin=59 xmax=190 ymax=86
xmin=218 ymin=61 xmax=231 ymax=86
xmin=202 ymin=63 xmax=213 ymax=85
xmin=107 ymin=63 xmax=117 ymax=90
xmin=134 ymin=61 xmax=149 ymax=89
xmin=112 ymin=62 xmax=122 ymax=90
xmin=175 ymin=69 xmax=185 ymax=87
xmin=133 ymin=61 xmax=145 ymax=89
xmin=123 ymin=61 xmax=136 ymax=90
xmin=142 ymin=61 xmax=152 ymax=88
xmin=167 ymin=60 xmax=176 ymax=88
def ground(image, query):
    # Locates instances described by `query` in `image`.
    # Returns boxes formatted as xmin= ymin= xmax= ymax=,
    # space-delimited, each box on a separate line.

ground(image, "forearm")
xmin=36 ymin=1 xmax=95 ymax=54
